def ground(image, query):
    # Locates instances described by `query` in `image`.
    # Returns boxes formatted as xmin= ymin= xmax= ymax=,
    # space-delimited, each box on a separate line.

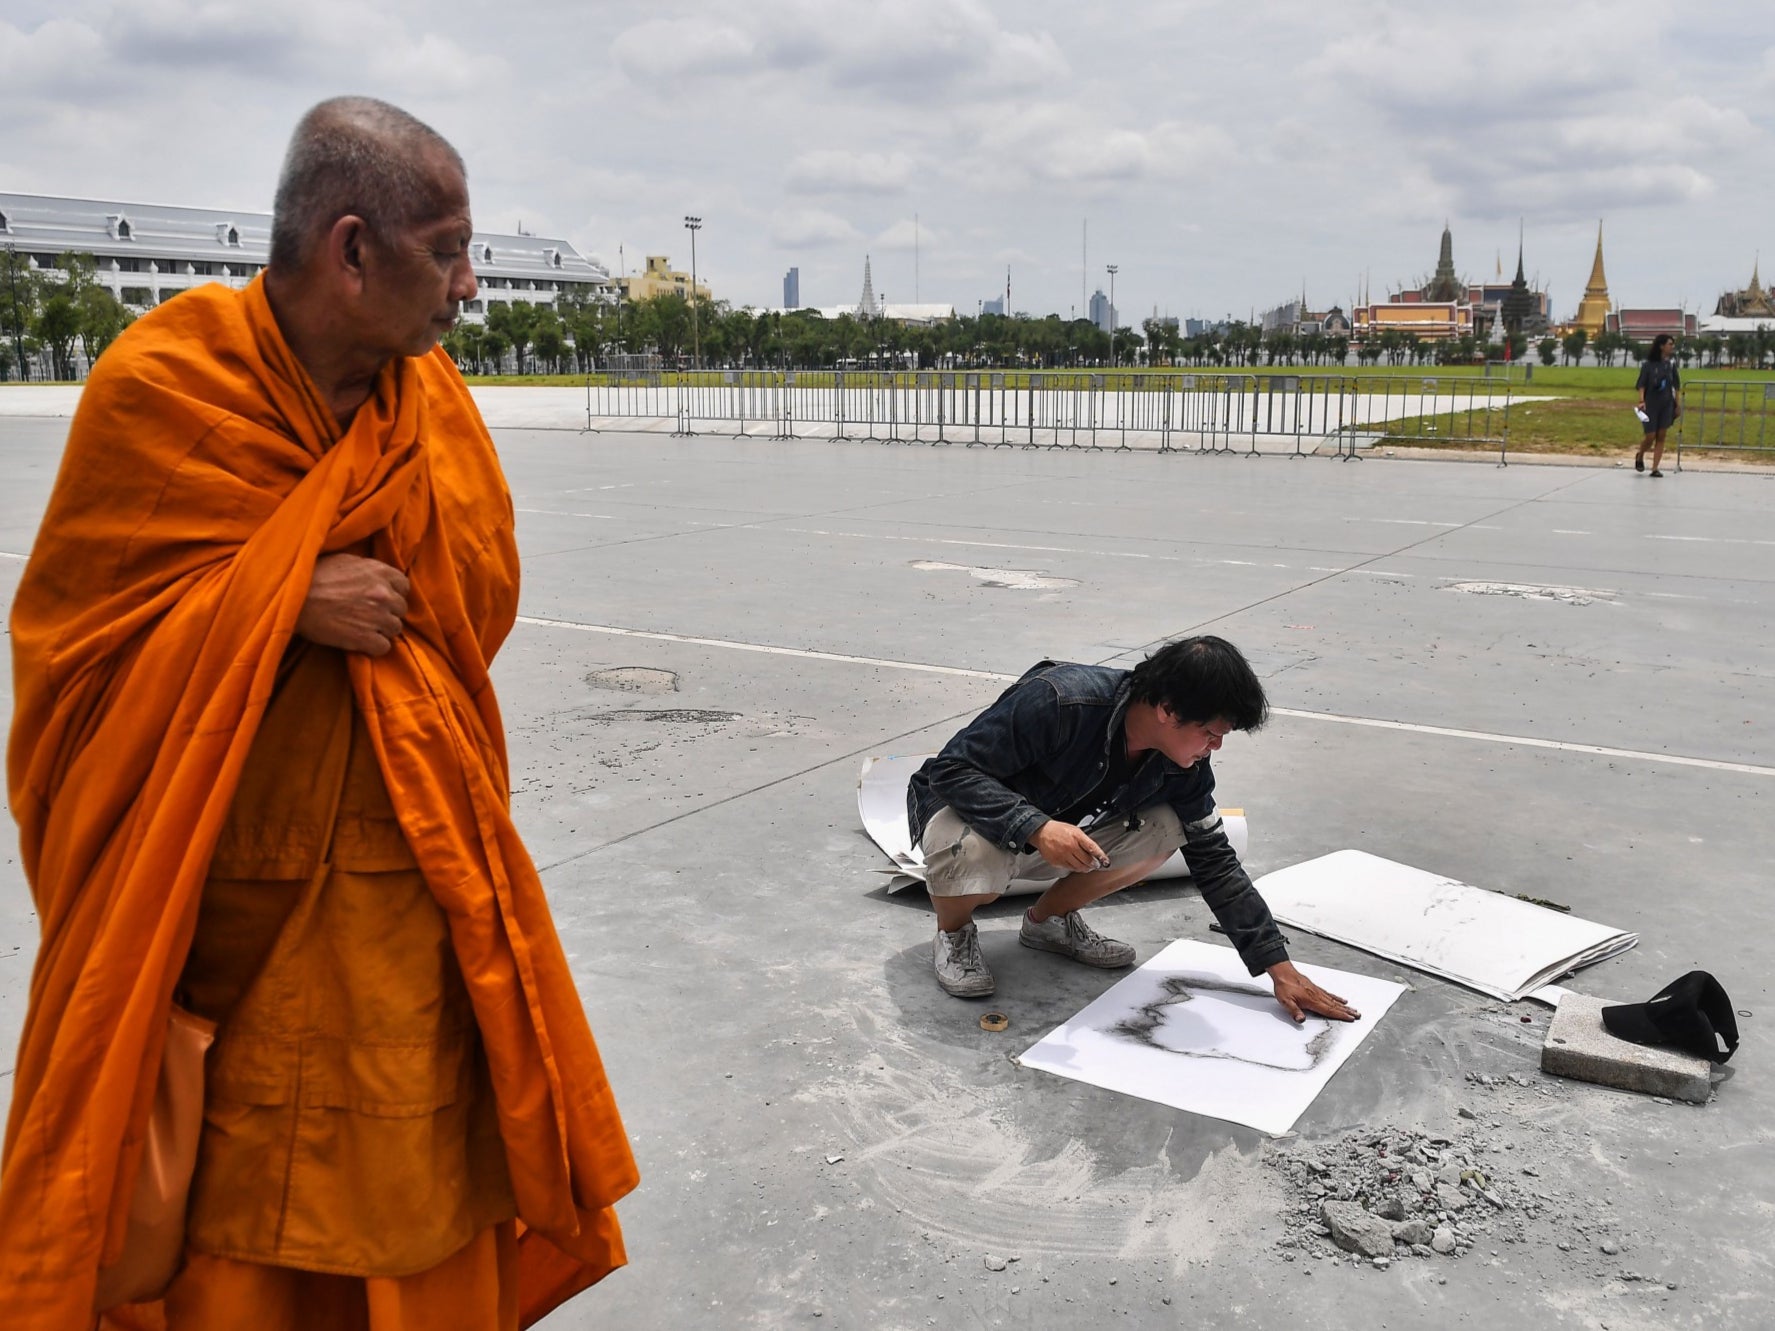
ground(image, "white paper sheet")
xmin=1253 ymin=850 xmax=1636 ymax=1002
xmin=1017 ymin=939 xmax=1404 ymax=1134
xmin=858 ymin=754 xmax=1248 ymax=895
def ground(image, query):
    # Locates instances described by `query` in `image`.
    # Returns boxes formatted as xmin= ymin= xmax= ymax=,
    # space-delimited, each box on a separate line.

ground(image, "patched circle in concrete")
xmin=586 ymin=666 xmax=680 ymax=694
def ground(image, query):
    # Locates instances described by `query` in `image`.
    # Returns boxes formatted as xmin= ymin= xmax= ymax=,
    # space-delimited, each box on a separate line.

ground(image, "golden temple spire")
xmin=1584 ymin=221 xmax=1609 ymax=297
xmin=1573 ymin=221 xmax=1611 ymax=336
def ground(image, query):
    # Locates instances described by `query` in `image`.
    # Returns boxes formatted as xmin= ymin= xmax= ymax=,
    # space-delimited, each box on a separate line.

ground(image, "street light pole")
xmin=1106 ymin=264 xmax=1118 ymax=367
xmin=683 ymin=215 xmax=702 ymax=370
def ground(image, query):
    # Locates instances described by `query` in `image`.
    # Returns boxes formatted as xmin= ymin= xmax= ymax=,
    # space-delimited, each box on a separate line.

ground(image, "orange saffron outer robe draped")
xmin=1 ymin=276 xmax=638 ymax=1328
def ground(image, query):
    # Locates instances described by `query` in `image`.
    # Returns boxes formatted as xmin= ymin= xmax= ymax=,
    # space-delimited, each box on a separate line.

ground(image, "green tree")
xmin=530 ymin=306 xmax=567 ymax=372
xmin=480 ymin=328 xmax=511 ymax=373
xmin=1111 ymin=325 xmax=1143 ymax=368
xmin=56 ymin=253 xmax=134 ymax=365
xmin=486 ymin=300 xmax=540 ymax=373
xmin=34 ymin=291 xmax=82 ymax=380
xmin=1536 ymin=336 xmax=1559 ymax=367
xmin=561 ymin=298 xmax=611 ymax=372
xmin=2 ymin=247 xmax=41 ymax=380
xmin=1560 ymin=328 xmax=1588 ymax=365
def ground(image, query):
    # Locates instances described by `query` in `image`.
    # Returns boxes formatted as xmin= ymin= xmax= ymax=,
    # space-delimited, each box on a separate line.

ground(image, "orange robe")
xmin=2 ymin=275 xmax=638 ymax=1329
xmin=175 ymin=643 xmax=517 ymax=1278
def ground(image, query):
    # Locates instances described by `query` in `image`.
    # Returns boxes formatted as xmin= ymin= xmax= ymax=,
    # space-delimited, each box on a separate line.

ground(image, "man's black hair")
xmin=1126 ymin=635 xmax=1268 ymax=731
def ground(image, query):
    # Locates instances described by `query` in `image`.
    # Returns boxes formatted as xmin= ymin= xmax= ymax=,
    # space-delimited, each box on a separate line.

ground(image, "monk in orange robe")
xmin=1 ymin=97 xmax=637 ymax=1329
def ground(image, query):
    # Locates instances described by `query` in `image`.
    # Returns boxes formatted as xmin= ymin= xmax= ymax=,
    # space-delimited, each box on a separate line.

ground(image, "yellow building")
xmin=1351 ymin=299 xmax=1473 ymax=342
xmin=613 ymin=254 xmax=710 ymax=303
xmin=1571 ymin=222 xmax=1611 ymax=336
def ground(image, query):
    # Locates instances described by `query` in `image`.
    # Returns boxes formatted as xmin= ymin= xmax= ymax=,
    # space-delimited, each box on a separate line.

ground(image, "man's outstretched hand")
xmin=1267 ymin=960 xmax=1360 ymax=1023
xmin=296 ymin=553 xmax=410 ymax=657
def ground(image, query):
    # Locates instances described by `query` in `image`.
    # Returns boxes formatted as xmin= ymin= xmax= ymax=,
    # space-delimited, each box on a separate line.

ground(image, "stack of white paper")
xmin=1253 ymin=849 xmax=1637 ymax=1002
xmin=857 ymin=754 xmax=1248 ymax=895
xmin=1017 ymin=939 xmax=1405 ymax=1134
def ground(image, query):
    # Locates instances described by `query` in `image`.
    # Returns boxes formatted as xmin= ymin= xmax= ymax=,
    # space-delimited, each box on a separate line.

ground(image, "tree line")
xmin=443 ymin=294 xmax=1775 ymax=376
xmin=7 ymin=257 xmax=1771 ymax=382
xmin=0 ymin=251 xmax=136 ymax=381
xmin=440 ymin=294 xmax=1130 ymax=375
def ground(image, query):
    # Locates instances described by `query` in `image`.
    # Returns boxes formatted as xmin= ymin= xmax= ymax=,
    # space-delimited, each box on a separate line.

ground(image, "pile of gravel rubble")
xmin=1263 ymin=1068 xmax=1685 ymax=1285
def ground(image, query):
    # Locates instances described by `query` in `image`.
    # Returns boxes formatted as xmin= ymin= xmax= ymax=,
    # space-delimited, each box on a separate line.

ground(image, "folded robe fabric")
xmin=2 ymin=276 xmax=638 ymax=1328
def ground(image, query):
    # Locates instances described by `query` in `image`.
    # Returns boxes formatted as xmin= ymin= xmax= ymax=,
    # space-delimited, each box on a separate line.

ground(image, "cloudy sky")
xmin=4 ymin=0 xmax=1772 ymax=322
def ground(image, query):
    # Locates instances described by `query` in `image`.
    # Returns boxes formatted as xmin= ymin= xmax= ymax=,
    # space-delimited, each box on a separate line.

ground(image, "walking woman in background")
xmin=1635 ymin=333 xmax=1682 ymax=477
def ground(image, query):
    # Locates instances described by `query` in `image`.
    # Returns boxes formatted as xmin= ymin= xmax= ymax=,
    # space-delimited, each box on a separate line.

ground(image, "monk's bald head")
xmin=269 ymin=97 xmax=466 ymax=272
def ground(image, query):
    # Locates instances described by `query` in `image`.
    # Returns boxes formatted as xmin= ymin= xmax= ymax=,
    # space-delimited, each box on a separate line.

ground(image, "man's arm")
xmin=1179 ymin=809 xmax=1359 ymax=1023
xmin=922 ymin=677 xmax=1070 ymax=853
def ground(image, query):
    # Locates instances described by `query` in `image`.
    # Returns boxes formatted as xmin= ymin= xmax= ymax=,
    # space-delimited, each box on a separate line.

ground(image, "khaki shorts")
xmin=919 ymin=804 xmax=1183 ymax=899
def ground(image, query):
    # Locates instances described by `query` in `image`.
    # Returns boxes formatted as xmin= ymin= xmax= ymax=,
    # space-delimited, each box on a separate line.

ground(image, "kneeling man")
xmin=908 ymin=636 xmax=1356 ymax=1023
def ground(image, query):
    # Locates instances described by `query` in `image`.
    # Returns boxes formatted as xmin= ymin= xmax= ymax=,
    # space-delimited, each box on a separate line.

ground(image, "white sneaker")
xmin=1019 ymin=909 xmax=1135 ymax=968
xmin=934 ymin=922 xmax=995 ymax=997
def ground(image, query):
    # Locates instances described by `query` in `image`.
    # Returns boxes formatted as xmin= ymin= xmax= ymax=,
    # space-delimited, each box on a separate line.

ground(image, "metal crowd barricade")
xmin=578 ymin=367 xmax=1516 ymax=461
xmin=1328 ymin=375 xmax=1512 ymax=465
xmin=1674 ymin=380 xmax=1775 ymax=469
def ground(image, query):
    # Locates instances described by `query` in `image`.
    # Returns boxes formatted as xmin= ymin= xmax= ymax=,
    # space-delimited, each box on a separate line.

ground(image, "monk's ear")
xmin=325 ymin=215 xmax=372 ymax=293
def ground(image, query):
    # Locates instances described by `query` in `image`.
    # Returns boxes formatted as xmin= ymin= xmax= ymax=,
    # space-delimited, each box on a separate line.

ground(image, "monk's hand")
xmin=1030 ymin=820 xmax=1112 ymax=874
xmin=297 ymin=554 xmax=411 ymax=657
xmin=1267 ymin=960 xmax=1360 ymax=1024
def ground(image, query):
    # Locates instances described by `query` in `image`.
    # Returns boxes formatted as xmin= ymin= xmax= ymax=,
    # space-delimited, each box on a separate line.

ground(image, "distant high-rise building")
xmin=783 ymin=266 xmax=800 ymax=309
xmin=1088 ymin=288 xmax=1113 ymax=333
xmin=981 ymin=295 xmax=1006 ymax=316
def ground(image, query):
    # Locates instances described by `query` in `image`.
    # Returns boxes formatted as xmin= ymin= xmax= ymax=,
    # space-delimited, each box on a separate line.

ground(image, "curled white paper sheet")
xmin=1253 ymin=850 xmax=1636 ymax=1003
xmin=858 ymin=754 xmax=1248 ymax=895
xmin=1017 ymin=939 xmax=1405 ymax=1135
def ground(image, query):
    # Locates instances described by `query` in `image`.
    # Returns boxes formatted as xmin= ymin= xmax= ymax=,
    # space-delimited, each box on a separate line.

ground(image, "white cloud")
xmin=611 ymin=18 xmax=755 ymax=81
xmin=619 ymin=0 xmax=1069 ymax=100
xmin=769 ymin=207 xmax=862 ymax=248
xmin=4 ymin=1 xmax=1772 ymax=319
xmin=0 ymin=17 xmax=106 ymax=96
xmin=104 ymin=0 xmax=308 ymax=67
xmin=973 ymin=105 xmax=1229 ymax=187
xmin=366 ymin=32 xmax=485 ymax=95
xmin=874 ymin=218 xmax=940 ymax=252
xmin=785 ymin=149 xmax=915 ymax=195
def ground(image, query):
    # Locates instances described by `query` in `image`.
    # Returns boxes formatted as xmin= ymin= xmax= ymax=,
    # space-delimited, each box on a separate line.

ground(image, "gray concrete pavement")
xmin=2 ymin=415 xmax=1772 ymax=1328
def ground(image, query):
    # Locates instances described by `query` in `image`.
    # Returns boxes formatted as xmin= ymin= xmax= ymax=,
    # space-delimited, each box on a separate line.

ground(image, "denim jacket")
xmin=908 ymin=661 xmax=1288 ymax=975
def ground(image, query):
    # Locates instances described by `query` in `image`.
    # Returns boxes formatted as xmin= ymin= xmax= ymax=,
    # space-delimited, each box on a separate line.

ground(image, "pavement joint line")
xmin=1135 ymin=472 xmax=1599 ymax=657
xmin=514 ymin=615 xmax=1014 ymax=680
xmin=512 ymin=615 xmax=1774 ymax=778
xmin=531 ymin=704 xmax=987 ymax=875
xmin=1267 ymin=709 xmax=1775 ymax=777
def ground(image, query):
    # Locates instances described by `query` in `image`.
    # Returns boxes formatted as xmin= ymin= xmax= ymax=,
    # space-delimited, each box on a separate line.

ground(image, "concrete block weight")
xmin=1541 ymin=993 xmax=1713 ymax=1104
